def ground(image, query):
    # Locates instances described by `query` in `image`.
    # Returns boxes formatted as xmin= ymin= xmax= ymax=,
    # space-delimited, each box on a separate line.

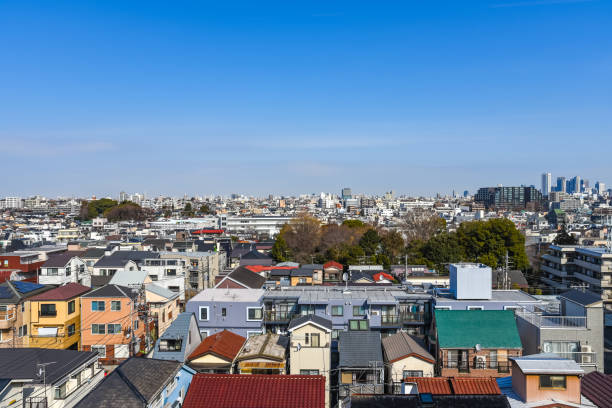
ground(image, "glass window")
xmin=91 ymin=345 xmax=106 ymax=357
xmin=107 ymin=324 xmax=122 ymax=334
xmin=539 ymin=375 xmax=566 ymax=389
xmin=247 ymin=307 xmax=263 ymax=321
xmin=111 ymin=301 xmax=121 ymax=311
xmin=222 ymin=308 xmax=227 ymax=317
xmin=467 ymin=306 xmax=484 ymax=310
xmin=40 ymin=304 xmax=57 ymax=316
xmin=92 ymin=324 xmax=106 ymax=335
xmin=199 ymin=307 xmax=209 ymax=321
xmin=54 ymin=383 xmax=67 ymax=399
xmin=300 ymin=369 xmax=320 ymax=375
xmin=311 ymin=333 xmax=320 ymax=347
xmin=67 ymin=324 xmax=75 ymax=337
xmin=403 ymin=370 xmax=423 ymax=378
xmin=159 ymin=339 xmax=182 ymax=351
xmin=68 ymin=300 xmax=75 ymax=314
xmin=349 ymin=320 xmax=369 ymax=331
xmin=92 ymin=301 xmax=105 ymax=312
xmin=353 ymin=305 xmax=366 ymax=316
xmin=332 ymin=329 xmax=341 ymax=339
xmin=331 ymin=306 xmax=343 ymax=316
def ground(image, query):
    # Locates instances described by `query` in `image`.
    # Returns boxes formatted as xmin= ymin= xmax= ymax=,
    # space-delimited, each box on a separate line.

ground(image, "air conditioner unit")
xmin=581 ymin=345 xmax=593 ymax=364
xmin=475 ymin=356 xmax=486 ymax=368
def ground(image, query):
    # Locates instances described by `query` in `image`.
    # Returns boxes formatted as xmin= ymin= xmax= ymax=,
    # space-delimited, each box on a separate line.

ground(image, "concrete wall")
xmin=388 ymin=356 xmax=435 ymax=384
xmin=449 ymin=264 xmax=492 ymax=300
xmin=186 ymin=299 xmax=264 ymax=338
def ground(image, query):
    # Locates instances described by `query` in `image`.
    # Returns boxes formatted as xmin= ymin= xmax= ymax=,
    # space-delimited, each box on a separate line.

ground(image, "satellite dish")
xmin=475 ymin=344 xmax=481 ymax=351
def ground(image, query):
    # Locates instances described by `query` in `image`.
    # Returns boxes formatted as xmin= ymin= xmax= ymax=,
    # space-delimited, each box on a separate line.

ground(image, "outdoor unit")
xmin=581 ymin=345 xmax=593 ymax=364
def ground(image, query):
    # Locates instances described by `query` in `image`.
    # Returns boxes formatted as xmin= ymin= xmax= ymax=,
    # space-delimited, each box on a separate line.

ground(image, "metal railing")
xmin=264 ymin=310 xmax=295 ymax=322
xmin=400 ymin=311 xmax=425 ymax=323
xmin=381 ymin=315 xmax=400 ymax=325
xmin=551 ymin=352 xmax=597 ymax=365
xmin=516 ymin=310 xmax=587 ymax=328
xmin=441 ymin=360 xmax=511 ymax=373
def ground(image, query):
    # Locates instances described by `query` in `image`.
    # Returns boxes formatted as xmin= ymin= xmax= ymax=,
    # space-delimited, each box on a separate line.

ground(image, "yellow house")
xmin=290 ymin=269 xmax=314 ymax=286
xmin=145 ymin=283 xmax=180 ymax=337
xmin=27 ymin=283 xmax=90 ymax=349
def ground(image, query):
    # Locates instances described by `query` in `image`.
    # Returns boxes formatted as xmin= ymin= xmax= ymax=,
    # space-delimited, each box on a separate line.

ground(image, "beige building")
xmin=381 ymin=331 xmax=435 ymax=394
xmin=288 ymin=315 xmax=332 ymax=408
xmin=145 ymin=283 xmax=180 ymax=337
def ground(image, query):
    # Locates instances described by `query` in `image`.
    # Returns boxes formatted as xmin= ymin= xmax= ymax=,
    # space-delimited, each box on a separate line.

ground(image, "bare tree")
xmin=282 ymin=212 xmax=322 ymax=263
xmin=400 ymin=207 xmax=446 ymax=242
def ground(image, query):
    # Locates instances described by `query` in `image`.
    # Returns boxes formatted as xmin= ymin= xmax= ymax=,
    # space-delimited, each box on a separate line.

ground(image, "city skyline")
xmin=2 ymin=0 xmax=611 ymax=196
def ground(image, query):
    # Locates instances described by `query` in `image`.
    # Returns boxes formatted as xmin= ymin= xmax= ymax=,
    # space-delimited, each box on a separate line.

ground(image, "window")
xmin=311 ymin=333 xmax=320 ymax=347
xmin=490 ymin=350 xmax=498 ymax=368
xmin=68 ymin=300 xmax=75 ymax=314
xmin=539 ymin=375 xmax=566 ymax=390
xmin=111 ymin=301 xmax=121 ymax=311
xmin=503 ymin=306 xmax=521 ymax=312
xmin=67 ymin=324 xmax=76 ymax=336
xmin=65 ymin=267 xmax=71 ymax=276
xmin=91 ymin=345 xmax=106 ymax=357
xmin=21 ymin=303 xmax=25 ymax=312
xmin=159 ymin=339 xmax=182 ymax=351
xmin=222 ymin=308 xmax=227 ymax=317
xmin=48 ymin=268 xmax=59 ymax=276
xmin=247 ymin=330 xmax=262 ymax=338
xmin=165 ymin=269 xmax=177 ymax=276
xmin=107 ymin=324 xmax=122 ymax=334
xmin=150 ymin=275 xmax=158 ymax=281
xmin=168 ymin=286 xmax=180 ymax=292
xmin=332 ymin=329 xmax=341 ymax=339
xmin=467 ymin=306 xmax=484 ymax=310
xmin=349 ymin=320 xmax=369 ymax=331
xmin=91 ymin=301 xmax=105 ymax=311
xmin=40 ymin=304 xmax=57 ymax=317
xmin=403 ymin=370 xmax=423 ymax=378
xmin=247 ymin=307 xmax=263 ymax=321
xmin=353 ymin=305 xmax=366 ymax=316
xmin=134 ymin=320 xmax=139 ymax=330
xmin=435 ymin=306 xmax=451 ymax=310
xmin=300 ymin=369 xmax=320 ymax=375
xmin=199 ymin=306 xmax=209 ymax=321
xmin=331 ymin=306 xmax=344 ymax=316
xmin=54 ymin=383 xmax=67 ymax=399
xmin=199 ymin=330 xmax=209 ymax=339
xmin=92 ymin=324 xmax=106 ymax=334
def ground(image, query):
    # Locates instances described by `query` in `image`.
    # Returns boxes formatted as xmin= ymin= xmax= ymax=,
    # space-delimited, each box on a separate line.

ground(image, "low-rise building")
xmin=338 ymin=331 xmax=384 ymax=398
xmin=234 ymin=332 xmax=288 ymax=375
xmin=39 ymin=251 xmax=87 ymax=287
xmin=382 ymin=331 xmax=435 ymax=394
xmin=152 ymin=312 xmax=201 ymax=363
xmin=145 ymin=283 xmax=179 ymax=336
xmin=187 ymin=329 xmax=246 ymax=373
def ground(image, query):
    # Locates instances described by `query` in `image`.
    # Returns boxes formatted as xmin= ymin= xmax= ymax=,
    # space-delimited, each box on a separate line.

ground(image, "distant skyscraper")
xmin=475 ymin=186 xmax=543 ymax=210
xmin=596 ymin=181 xmax=606 ymax=195
xmin=119 ymin=191 xmax=128 ymax=202
xmin=341 ymin=187 xmax=352 ymax=200
xmin=570 ymin=176 xmax=581 ymax=194
xmin=541 ymin=173 xmax=552 ymax=197
xmin=556 ymin=177 xmax=566 ymax=193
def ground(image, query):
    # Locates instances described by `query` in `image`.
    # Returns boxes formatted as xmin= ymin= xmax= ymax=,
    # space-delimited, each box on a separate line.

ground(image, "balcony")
xmin=0 ymin=309 xmax=16 ymax=329
xmin=264 ymin=311 xmax=295 ymax=323
xmin=39 ymin=311 xmax=57 ymax=317
xmin=400 ymin=311 xmax=426 ymax=323
xmin=381 ymin=315 xmax=400 ymax=326
xmin=540 ymin=276 xmax=570 ymax=290
xmin=516 ymin=310 xmax=587 ymax=329
xmin=541 ymin=264 xmax=571 ymax=278
xmin=573 ymin=271 xmax=602 ymax=286
xmin=441 ymin=360 xmax=511 ymax=374
xmin=551 ymin=352 xmax=597 ymax=366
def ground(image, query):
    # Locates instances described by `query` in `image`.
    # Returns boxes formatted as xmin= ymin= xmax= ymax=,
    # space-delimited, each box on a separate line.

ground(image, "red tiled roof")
xmin=582 ymin=371 xmax=612 ymax=408
xmin=323 ymin=261 xmax=343 ymax=270
xmin=450 ymin=378 xmax=501 ymax=395
xmin=183 ymin=374 xmax=325 ymax=408
xmin=373 ymin=272 xmax=394 ymax=282
xmin=0 ymin=270 xmax=16 ymax=283
xmin=188 ymin=330 xmax=246 ymax=362
xmin=244 ymin=265 xmax=296 ymax=273
xmin=28 ymin=283 xmax=90 ymax=301
xmin=404 ymin=377 xmax=452 ymax=395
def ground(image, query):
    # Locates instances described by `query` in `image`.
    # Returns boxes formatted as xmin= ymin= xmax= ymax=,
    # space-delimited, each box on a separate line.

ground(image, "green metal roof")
xmin=435 ymin=310 xmax=522 ymax=349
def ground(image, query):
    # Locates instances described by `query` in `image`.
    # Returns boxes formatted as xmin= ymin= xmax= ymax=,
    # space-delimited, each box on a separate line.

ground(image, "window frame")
xmin=246 ymin=307 xmax=263 ymax=321
xmin=331 ymin=305 xmax=344 ymax=316
xmin=68 ymin=300 xmax=75 ymax=315
xmin=92 ymin=324 xmax=106 ymax=335
xmin=91 ymin=301 xmax=105 ymax=312
xmin=353 ymin=305 xmax=366 ymax=316
xmin=467 ymin=306 xmax=484 ymax=311
xmin=91 ymin=345 xmax=106 ymax=358
xmin=199 ymin=306 xmax=209 ymax=321
xmin=111 ymin=301 xmax=121 ymax=311
xmin=539 ymin=375 xmax=567 ymax=390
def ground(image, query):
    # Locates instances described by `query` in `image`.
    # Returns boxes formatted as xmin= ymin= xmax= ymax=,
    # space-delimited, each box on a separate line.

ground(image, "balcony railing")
xmin=25 ymin=397 xmax=48 ymax=408
xmin=381 ymin=315 xmax=400 ymax=326
xmin=552 ymin=352 xmax=597 ymax=365
xmin=441 ymin=360 xmax=511 ymax=373
xmin=39 ymin=311 xmax=57 ymax=317
xmin=264 ymin=311 xmax=295 ymax=322
xmin=516 ymin=310 xmax=587 ymax=329
xmin=400 ymin=312 xmax=425 ymax=323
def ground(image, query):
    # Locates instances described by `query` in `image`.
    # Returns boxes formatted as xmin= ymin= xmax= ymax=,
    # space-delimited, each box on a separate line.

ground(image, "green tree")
xmin=199 ymin=204 xmax=211 ymax=214
xmin=553 ymin=225 xmax=577 ymax=245
xmin=381 ymin=230 xmax=404 ymax=263
xmin=183 ymin=203 xmax=194 ymax=217
xmin=342 ymin=219 xmax=365 ymax=229
xmin=271 ymin=235 xmax=291 ymax=262
xmin=359 ymin=229 xmax=381 ymax=256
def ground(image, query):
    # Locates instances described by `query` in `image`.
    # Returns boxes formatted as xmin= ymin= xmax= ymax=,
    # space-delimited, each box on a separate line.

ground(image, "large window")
xmin=331 ymin=306 xmax=344 ymax=316
xmin=247 ymin=307 xmax=263 ymax=321
xmin=48 ymin=268 xmax=59 ymax=276
xmin=91 ymin=345 xmax=106 ymax=358
xmin=353 ymin=305 xmax=366 ymax=316
xmin=403 ymin=370 xmax=423 ymax=378
xmin=159 ymin=339 xmax=183 ymax=352
xmin=67 ymin=324 xmax=76 ymax=337
xmin=305 ymin=333 xmax=320 ymax=347
xmin=91 ymin=301 xmax=105 ymax=312
xmin=349 ymin=320 xmax=368 ymax=331
xmin=55 ymin=382 xmax=67 ymax=399
xmin=92 ymin=324 xmax=106 ymax=335
xmin=111 ymin=301 xmax=121 ymax=311
xmin=68 ymin=300 xmax=75 ymax=314
xmin=539 ymin=375 xmax=566 ymax=390
xmin=40 ymin=304 xmax=57 ymax=317
xmin=107 ymin=324 xmax=122 ymax=334
xmin=199 ymin=306 xmax=209 ymax=321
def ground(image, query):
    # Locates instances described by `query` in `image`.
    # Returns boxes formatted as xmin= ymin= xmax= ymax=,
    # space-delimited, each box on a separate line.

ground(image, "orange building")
xmin=80 ymin=284 xmax=146 ymax=365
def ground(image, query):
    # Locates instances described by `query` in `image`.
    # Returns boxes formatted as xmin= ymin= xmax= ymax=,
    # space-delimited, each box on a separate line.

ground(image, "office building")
xmin=556 ymin=177 xmax=566 ymax=193
xmin=541 ymin=173 xmax=552 ymax=197
xmin=475 ymin=186 xmax=543 ymax=210
xmin=341 ymin=187 xmax=352 ymax=200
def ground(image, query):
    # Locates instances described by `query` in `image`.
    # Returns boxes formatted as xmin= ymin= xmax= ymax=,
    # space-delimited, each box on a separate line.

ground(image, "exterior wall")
xmin=158 ymin=366 xmax=195 ymax=408
xmin=524 ymin=373 xmax=581 ymax=404
xmin=289 ymin=323 xmax=331 ymax=408
xmin=216 ymin=279 xmax=246 ymax=289
xmin=80 ymin=296 xmax=146 ymax=364
xmin=0 ymin=301 xmax=30 ymax=348
xmin=388 ymin=356 xmax=435 ymax=384
xmin=149 ymin=298 xmax=179 ymax=337
xmin=438 ymin=348 xmax=521 ymax=378
xmin=323 ymin=267 xmax=342 ymax=282
xmin=291 ymin=276 xmax=313 ymax=286
xmin=40 ymin=257 xmax=88 ymax=286
xmin=185 ymin=299 xmax=264 ymax=338
xmin=28 ymin=297 xmax=82 ymax=349
xmin=449 ymin=264 xmax=492 ymax=300
xmin=0 ymin=255 xmax=44 ymax=273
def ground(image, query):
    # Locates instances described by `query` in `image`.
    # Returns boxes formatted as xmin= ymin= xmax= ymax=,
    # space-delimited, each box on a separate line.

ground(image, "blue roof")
xmin=0 ymin=287 xmax=13 ymax=299
xmin=152 ymin=313 xmax=198 ymax=363
xmin=12 ymin=281 xmax=44 ymax=294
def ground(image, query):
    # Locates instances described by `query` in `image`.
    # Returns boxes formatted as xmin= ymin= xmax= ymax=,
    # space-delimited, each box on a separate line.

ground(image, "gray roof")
xmin=223 ymin=266 xmax=266 ymax=288
xmin=287 ymin=315 xmax=332 ymax=332
xmin=0 ymin=348 xmax=98 ymax=384
xmin=109 ymin=270 xmax=149 ymax=287
xmin=152 ymin=313 xmax=199 ymax=362
xmin=75 ymin=357 xmax=182 ymax=407
xmin=146 ymin=283 xmax=179 ymax=301
xmin=81 ymin=284 xmax=138 ymax=299
xmin=90 ymin=275 xmax=112 ymax=289
xmin=511 ymin=353 xmax=584 ymax=375
xmin=560 ymin=289 xmax=601 ymax=306
xmin=42 ymin=251 xmax=83 ymax=268
xmin=94 ymin=251 xmax=159 ymax=268
xmin=381 ymin=331 xmax=435 ymax=363
xmin=291 ymin=268 xmax=314 ymax=277
xmin=339 ymin=331 xmax=383 ymax=367
xmin=82 ymin=247 xmax=106 ymax=259
xmin=300 ymin=264 xmax=323 ymax=270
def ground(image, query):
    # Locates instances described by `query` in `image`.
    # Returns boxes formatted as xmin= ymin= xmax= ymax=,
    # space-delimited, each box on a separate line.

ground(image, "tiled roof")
xmin=581 ymin=371 xmax=612 ymax=408
xmin=382 ymin=331 xmax=434 ymax=363
xmin=28 ymin=283 xmax=90 ymax=301
xmin=373 ymin=272 xmax=394 ymax=282
xmin=287 ymin=315 xmax=332 ymax=332
xmin=450 ymin=378 xmax=501 ymax=395
xmin=323 ymin=261 xmax=343 ymax=270
xmin=404 ymin=377 xmax=452 ymax=395
xmin=222 ymin=266 xmax=266 ymax=288
xmin=338 ymin=331 xmax=383 ymax=367
xmin=183 ymin=374 xmax=325 ymax=408
xmin=81 ymin=284 xmax=137 ymax=299
xmin=241 ymin=250 xmax=272 ymax=260
xmin=188 ymin=330 xmax=246 ymax=362
xmin=435 ymin=310 xmax=522 ymax=349
xmin=0 ymin=348 xmax=98 ymax=383
xmin=560 ymin=289 xmax=602 ymax=306
xmin=42 ymin=251 xmax=84 ymax=268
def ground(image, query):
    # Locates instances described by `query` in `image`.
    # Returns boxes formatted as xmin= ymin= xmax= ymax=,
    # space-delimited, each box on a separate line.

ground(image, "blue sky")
xmin=1 ymin=0 xmax=610 ymax=197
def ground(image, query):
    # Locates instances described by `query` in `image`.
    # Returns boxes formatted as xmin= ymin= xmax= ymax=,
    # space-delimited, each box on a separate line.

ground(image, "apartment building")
xmin=141 ymin=257 xmax=186 ymax=301
xmin=27 ymin=283 xmax=90 ymax=350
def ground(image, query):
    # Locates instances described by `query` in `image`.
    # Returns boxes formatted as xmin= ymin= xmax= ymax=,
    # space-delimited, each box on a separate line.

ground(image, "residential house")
xmin=291 ymin=268 xmax=314 ymax=286
xmin=434 ymin=310 xmax=523 ymax=377
xmin=109 ymin=269 xmax=152 ymax=287
xmin=0 ymin=348 xmax=103 ymax=408
xmin=27 ymin=283 xmax=90 ymax=350
xmin=515 ymin=289 xmax=605 ymax=373
xmin=92 ymin=250 xmax=158 ymax=277
xmin=0 ymin=251 xmax=44 ymax=281
xmin=185 ymin=288 xmax=265 ymax=338
xmin=349 ymin=271 xmax=376 ymax=284
xmin=159 ymin=251 xmax=222 ymax=292
xmin=497 ymin=354 xmax=589 ymax=407
xmin=239 ymin=250 xmax=273 ymax=267
xmin=214 ymin=266 xmax=266 ymax=289
xmin=152 ymin=312 xmax=201 ymax=362
xmin=382 ymin=331 xmax=435 ymax=393
xmin=581 ymin=371 xmax=612 ymax=408
xmin=80 ymin=284 xmax=147 ymax=365
xmin=80 ymin=247 xmax=106 ymax=273
xmin=75 ymin=357 xmax=195 ymax=408
xmin=187 ymin=330 xmax=246 ymax=373
xmin=183 ymin=374 xmax=325 ymax=408
xmin=323 ymin=261 xmax=343 ymax=284
xmin=338 ymin=331 xmax=384 ymax=398
xmin=140 ymin=256 xmax=186 ymax=301
xmin=234 ymin=332 xmax=289 ymax=374
xmin=145 ymin=283 xmax=179 ymax=337
xmin=39 ymin=251 xmax=88 ymax=286
xmin=288 ymin=315 xmax=332 ymax=408
xmin=0 ymin=280 xmax=52 ymax=348
xmin=301 ymin=264 xmax=324 ymax=285
xmin=372 ymin=272 xmax=395 ymax=284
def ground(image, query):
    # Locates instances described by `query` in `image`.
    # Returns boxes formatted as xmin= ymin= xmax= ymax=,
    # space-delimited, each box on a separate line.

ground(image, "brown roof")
xmin=405 ymin=377 xmax=452 ymax=395
xmin=188 ymin=330 xmax=246 ymax=362
xmin=382 ymin=331 xmax=435 ymax=364
xmin=581 ymin=371 xmax=612 ymax=408
xmin=28 ymin=283 xmax=90 ymax=301
xmin=450 ymin=378 xmax=501 ymax=395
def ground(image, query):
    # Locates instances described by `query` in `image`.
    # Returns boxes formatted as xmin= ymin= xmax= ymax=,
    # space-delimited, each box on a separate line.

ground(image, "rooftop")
xmin=511 ymin=353 xmax=584 ymax=375
xmin=338 ymin=331 xmax=383 ymax=367
xmin=28 ymin=282 xmax=90 ymax=301
xmin=188 ymin=329 xmax=246 ymax=362
xmin=235 ymin=333 xmax=288 ymax=362
xmin=435 ymin=310 xmax=522 ymax=349
xmin=189 ymin=288 xmax=265 ymax=303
